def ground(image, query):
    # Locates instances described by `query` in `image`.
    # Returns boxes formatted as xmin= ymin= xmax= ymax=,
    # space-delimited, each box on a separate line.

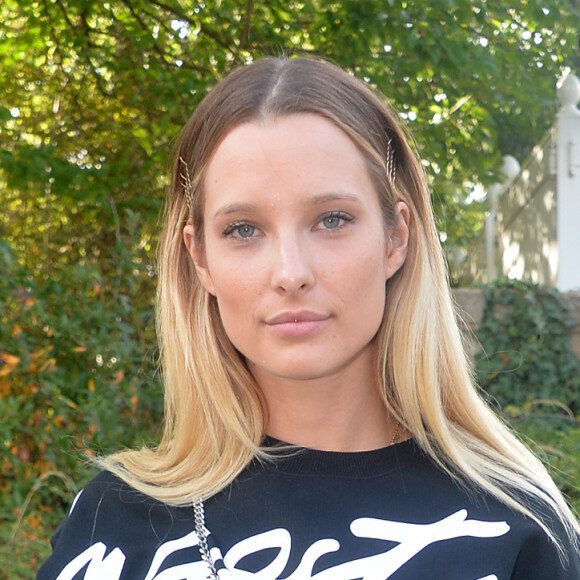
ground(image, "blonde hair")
xmin=101 ymin=56 xmax=579 ymax=552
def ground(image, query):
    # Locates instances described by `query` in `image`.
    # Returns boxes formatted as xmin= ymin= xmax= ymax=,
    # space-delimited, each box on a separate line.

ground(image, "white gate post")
xmin=485 ymin=156 xmax=520 ymax=282
xmin=557 ymin=73 xmax=580 ymax=291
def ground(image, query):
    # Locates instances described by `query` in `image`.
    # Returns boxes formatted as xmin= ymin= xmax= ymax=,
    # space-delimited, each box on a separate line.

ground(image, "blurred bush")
xmin=0 ymin=211 xmax=162 ymax=564
xmin=476 ymin=279 xmax=580 ymax=412
xmin=1 ymin=267 xmax=579 ymax=576
xmin=475 ymin=278 xmax=580 ymax=512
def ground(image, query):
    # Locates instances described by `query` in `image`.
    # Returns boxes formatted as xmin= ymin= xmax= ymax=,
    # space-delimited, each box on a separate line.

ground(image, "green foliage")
xmin=0 ymin=515 xmax=52 ymax=580
xmin=475 ymin=279 xmax=580 ymax=514
xmin=1 ymin=0 xmax=579 ymax=259
xmin=506 ymin=407 xmax=580 ymax=513
xmin=1 ymin=3 xmax=580 ymax=575
xmin=475 ymin=278 xmax=580 ymax=411
xmin=0 ymin=212 xmax=161 ymax=534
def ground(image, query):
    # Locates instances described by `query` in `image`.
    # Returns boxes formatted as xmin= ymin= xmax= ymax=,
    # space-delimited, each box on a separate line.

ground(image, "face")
xmin=184 ymin=114 xmax=409 ymax=387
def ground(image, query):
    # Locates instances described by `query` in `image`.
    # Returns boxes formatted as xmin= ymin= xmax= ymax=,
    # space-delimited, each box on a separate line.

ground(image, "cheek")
xmin=215 ymin=280 xmax=254 ymax=313
xmin=209 ymin=263 xmax=262 ymax=327
xmin=212 ymin=287 xmax=253 ymax=355
xmin=206 ymin=248 xmax=258 ymax=296
xmin=351 ymin=241 xmax=388 ymax=285
xmin=352 ymin=253 xmax=388 ymax=316
xmin=326 ymin=254 xmax=385 ymax=327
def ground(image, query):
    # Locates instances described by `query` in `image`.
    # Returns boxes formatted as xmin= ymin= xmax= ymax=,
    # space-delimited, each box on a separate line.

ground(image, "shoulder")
xmin=393 ymin=441 xmax=580 ymax=577
xmin=59 ymin=469 xmax=189 ymax=541
xmin=67 ymin=470 xmax=133 ymax=514
xmin=36 ymin=470 xmax=195 ymax=580
xmin=67 ymin=470 xmax=154 ymax=516
xmin=509 ymin=515 xmax=580 ymax=579
xmin=55 ymin=470 xmax=157 ymax=537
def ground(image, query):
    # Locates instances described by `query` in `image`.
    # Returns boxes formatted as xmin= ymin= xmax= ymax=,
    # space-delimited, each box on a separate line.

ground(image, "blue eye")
xmin=320 ymin=212 xmax=352 ymax=229
xmin=224 ymin=222 xmax=256 ymax=238
xmin=236 ymin=224 xmax=255 ymax=238
xmin=323 ymin=215 xmax=342 ymax=229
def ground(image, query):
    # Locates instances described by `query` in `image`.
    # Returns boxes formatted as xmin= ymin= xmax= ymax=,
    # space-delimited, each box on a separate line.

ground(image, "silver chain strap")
xmin=193 ymin=499 xmax=219 ymax=579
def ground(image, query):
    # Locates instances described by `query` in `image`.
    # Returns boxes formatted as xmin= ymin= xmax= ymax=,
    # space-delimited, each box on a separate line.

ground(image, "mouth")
xmin=266 ymin=310 xmax=329 ymax=325
xmin=266 ymin=310 xmax=330 ymax=337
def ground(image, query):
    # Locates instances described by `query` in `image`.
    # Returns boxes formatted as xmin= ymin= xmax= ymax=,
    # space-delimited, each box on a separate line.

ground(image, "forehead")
xmin=202 ymin=114 xmax=377 ymax=210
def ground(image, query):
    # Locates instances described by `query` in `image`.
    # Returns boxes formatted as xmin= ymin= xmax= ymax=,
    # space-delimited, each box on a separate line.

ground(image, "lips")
xmin=266 ymin=310 xmax=329 ymax=325
xmin=266 ymin=310 xmax=330 ymax=337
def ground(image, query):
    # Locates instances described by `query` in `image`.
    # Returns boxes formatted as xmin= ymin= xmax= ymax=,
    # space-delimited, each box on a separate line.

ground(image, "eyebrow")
xmin=308 ymin=192 xmax=361 ymax=205
xmin=211 ymin=192 xmax=362 ymax=219
xmin=212 ymin=202 xmax=258 ymax=219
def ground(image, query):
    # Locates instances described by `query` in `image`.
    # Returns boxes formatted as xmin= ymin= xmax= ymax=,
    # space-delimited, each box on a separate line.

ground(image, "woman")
xmin=37 ymin=57 xmax=579 ymax=579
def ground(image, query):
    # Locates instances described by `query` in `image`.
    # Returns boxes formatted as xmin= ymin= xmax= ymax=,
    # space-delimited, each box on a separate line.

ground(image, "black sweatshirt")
xmin=36 ymin=438 xmax=580 ymax=579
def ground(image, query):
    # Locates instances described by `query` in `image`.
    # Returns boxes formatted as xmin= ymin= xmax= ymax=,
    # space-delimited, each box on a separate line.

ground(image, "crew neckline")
xmin=257 ymin=436 xmax=418 ymax=479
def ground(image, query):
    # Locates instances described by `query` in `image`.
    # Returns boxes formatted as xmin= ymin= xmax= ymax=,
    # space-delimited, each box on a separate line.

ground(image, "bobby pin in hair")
xmin=386 ymin=137 xmax=396 ymax=189
xmin=179 ymin=156 xmax=194 ymax=211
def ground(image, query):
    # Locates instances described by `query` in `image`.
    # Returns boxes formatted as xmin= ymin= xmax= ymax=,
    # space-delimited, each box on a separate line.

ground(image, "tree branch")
xmin=240 ymin=0 xmax=254 ymax=49
xmin=148 ymin=0 xmax=235 ymax=53
xmin=121 ymin=0 xmax=173 ymax=67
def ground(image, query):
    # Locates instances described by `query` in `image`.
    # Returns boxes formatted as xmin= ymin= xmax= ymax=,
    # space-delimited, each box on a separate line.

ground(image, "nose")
xmin=270 ymin=233 xmax=315 ymax=293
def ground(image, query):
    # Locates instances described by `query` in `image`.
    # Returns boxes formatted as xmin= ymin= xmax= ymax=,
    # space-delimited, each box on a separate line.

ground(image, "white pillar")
xmin=485 ymin=156 xmax=520 ymax=282
xmin=556 ymin=73 xmax=580 ymax=291
xmin=485 ymin=184 xmax=501 ymax=281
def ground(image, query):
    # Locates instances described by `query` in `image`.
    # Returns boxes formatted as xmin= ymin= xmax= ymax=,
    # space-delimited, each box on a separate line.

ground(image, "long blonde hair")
xmin=101 ymin=56 xmax=579 ymax=552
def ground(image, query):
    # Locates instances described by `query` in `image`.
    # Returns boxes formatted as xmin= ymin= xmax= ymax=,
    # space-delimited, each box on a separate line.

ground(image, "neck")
xmin=250 ymin=356 xmax=396 ymax=452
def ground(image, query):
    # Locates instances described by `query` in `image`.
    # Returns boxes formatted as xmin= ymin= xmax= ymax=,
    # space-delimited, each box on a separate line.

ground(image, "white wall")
xmin=458 ymin=73 xmax=580 ymax=291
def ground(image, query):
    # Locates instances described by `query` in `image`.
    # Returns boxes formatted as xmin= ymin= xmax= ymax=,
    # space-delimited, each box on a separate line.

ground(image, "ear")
xmin=183 ymin=223 xmax=216 ymax=295
xmin=384 ymin=201 xmax=410 ymax=280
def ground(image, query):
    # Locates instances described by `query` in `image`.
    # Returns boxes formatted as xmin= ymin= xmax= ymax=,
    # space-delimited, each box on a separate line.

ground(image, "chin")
xmin=262 ymin=360 xmax=349 ymax=384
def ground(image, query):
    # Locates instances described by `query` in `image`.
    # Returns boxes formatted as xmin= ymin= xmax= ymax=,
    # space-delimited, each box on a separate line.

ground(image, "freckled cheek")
xmin=350 ymin=252 xmax=386 ymax=290
xmin=348 ymin=262 xmax=387 ymax=323
xmin=211 ymin=266 xmax=263 ymax=320
xmin=217 ymin=284 xmax=257 ymax=313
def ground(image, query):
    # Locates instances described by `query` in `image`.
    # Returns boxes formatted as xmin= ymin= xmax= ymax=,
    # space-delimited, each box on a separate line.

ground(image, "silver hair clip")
xmin=386 ymin=137 xmax=396 ymax=188
xmin=179 ymin=156 xmax=194 ymax=211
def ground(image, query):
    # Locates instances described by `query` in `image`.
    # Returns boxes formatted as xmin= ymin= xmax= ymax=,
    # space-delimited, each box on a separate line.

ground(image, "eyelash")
xmin=222 ymin=211 xmax=354 ymax=239
xmin=222 ymin=221 xmax=257 ymax=239
xmin=317 ymin=211 xmax=353 ymax=230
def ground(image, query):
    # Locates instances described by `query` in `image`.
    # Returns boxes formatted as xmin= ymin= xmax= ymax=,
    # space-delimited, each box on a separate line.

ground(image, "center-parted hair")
xmin=101 ymin=57 xmax=579 ymax=553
